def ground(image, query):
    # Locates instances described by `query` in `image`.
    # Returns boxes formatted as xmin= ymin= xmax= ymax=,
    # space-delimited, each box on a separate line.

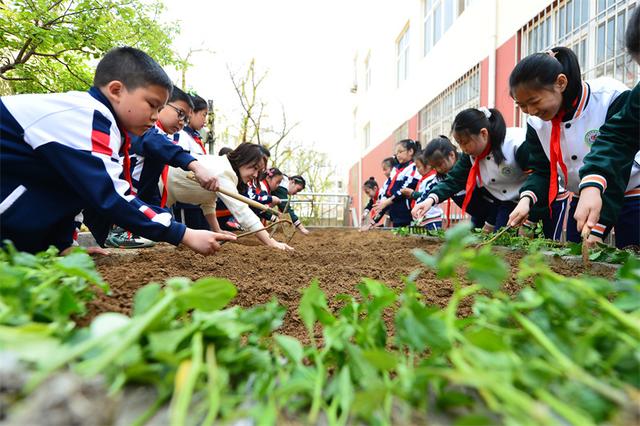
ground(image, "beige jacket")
xmin=165 ymin=155 xmax=262 ymax=232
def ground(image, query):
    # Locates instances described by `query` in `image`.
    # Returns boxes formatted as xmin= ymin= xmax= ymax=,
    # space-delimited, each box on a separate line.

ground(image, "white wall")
xmin=350 ymin=0 xmax=554 ymax=162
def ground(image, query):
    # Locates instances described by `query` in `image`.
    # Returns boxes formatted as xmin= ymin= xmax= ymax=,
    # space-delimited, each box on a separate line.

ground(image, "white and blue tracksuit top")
xmin=0 ymin=87 xmax=186 ymax=252
xmin=129 ymin=124 xmax=195 ymax=207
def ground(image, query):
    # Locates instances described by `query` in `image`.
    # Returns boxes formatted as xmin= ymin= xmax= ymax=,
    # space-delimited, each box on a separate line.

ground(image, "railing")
xmin=290 ymin=193 xmax=353 ymax=227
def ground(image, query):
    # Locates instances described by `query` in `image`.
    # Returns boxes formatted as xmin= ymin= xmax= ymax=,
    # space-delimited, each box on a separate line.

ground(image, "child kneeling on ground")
xmin=0 ymin=47 xmax=233 ymax=255
xmin=164 ymin=143 xmax=294 ymax=251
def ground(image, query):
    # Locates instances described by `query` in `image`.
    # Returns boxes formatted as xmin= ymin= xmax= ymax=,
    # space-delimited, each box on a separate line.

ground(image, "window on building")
xmin=364 ymin=52 xmax=372 ymax=91
xmin=393 ymin=122 xmax=409 ymax=143
xmin=418 ymin=65 xmax=480 ymax=144
xmin=519 ymin=0 xmax=637 ymax=124
xmin=522 ymin=0 xmax=637 ymax=86
xmin=396 ymin=25 xmax=410 ymax=87
xmin=363 ymin=122 xmax=371 ymax=149
xmin=424 ymin=0 xmax=459 ymax=55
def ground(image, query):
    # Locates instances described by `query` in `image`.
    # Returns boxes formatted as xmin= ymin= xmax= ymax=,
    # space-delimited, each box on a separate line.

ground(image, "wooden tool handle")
xmin=216 ymin=186 xmax=270 ymax=212
xmin=186 ymin=172 xmax=279 ymax=215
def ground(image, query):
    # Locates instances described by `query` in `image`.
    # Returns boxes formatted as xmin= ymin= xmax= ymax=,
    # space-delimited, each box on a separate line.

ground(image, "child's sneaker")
xmin=104 ymin=229 xmax=156 ymax=248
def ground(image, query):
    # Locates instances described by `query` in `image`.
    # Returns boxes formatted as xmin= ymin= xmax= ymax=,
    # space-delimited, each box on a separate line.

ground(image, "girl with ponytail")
xmin=575 ymin=8 xmax=640 ymax=249
xmin=374 ymin=139 xmax=422 ymax=227
xmin=507 ymin=46 xmax=633 ymax=244
xmin=412 ymin=107 xmax=528 ymax=231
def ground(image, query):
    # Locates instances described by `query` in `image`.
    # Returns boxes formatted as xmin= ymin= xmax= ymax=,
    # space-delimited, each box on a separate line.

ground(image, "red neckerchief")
xmin=461 ymin=143 xmax=492 ymax=215
xmin=192 ymin=133 xmax=206 ymax=155
xmin=156 ymin=121 xmax=175 ymax=208
xmin=385 ymin=162 xmax=412 ymax=197
xmin=548 ymin=109 xmax=568 ymax=215
xmin=411 ymin=169 xmax=436 ymax=209
xmin=370 ymin=187 xmax=380 ymax=218
xmin=260 ymin=179 xmax=272 ymax=195
xmin=118 ymin=127 xmax=134 ymax=194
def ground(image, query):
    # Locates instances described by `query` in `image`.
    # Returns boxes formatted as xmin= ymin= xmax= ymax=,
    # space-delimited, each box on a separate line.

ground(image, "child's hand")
xmin=399 ymin=188 xmax=413 ymax=198
xmin=507 ymin=198 xmax=531 ymax=227
xmin=584 ymin=233 xmax=604 ymax=248
xmin=574 ymin=186 xmax=603 ymax=235
xmin=412 ymin=198 xmax=434 ymax=219
xmin=182 ymin=228 xmax=236 ymax=255
xmin=270 ymin=239 xmax=294 ymax=251
xmin=190 ymin=161 xmax=219 ymax=191
xmin=271 ymin=196 xmax=281 ymax=205
xmin=374 ymin=198 xmax=392 ymax=210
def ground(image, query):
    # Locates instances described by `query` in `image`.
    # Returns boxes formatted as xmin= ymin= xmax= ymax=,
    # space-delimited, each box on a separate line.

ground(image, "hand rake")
xmin=186 ymin=172 xmax=296 ymax=241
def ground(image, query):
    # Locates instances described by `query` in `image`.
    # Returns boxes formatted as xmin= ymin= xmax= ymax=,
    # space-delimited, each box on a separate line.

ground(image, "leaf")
xmin=274 ymin=334 xmax=304 ymax=365
xmin=412 ymin=248 xmax=437 ymax=268
xmin=54 ymin=251 xmax=106 ymax=289
xmin=454 ymin=414 xmax=495 ymax=426
xmin=362 ymin=349 xmax=398 ymax=371
xmin=299 ymin=280 xmax=330 ymax=333
xmin=133 ymin=283 xmax=162 ymax=317
xmin=466 ymin=247 xmax=508 ymax=292
xmin=464 ymin=327 xmax=508 ymax=352
xmin=337 ymin=366 xmax=354 ymax=415
xmin=148 ymin=326 xmax=197 ymax=358
xmin=176 ymin=278 xmax=237 ymax=312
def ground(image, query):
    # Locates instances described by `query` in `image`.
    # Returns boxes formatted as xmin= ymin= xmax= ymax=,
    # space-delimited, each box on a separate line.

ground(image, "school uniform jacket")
xmin=424 ymin=127 xmax=528 ymax=206
xmin=130 ymin=124 xmax=196 ymax=206
xmin=519 ymin=78 xmax=630 ymax=229
xmin=164 ymin=154 xmax=263 ymax=232
xmin=579 ymin=81 xmax=640 ymax=230
xmin=0 ymin=87 xmax=186 ymax=252
xmin=247 ymin=180 xmax=274 ymax=205
xmin=412 ymin=172 xmax=443 ymax=219
xmin=177 ymin=126 xmax=207 ymax=155
xmin=272 ymin=179 xmax=301 ymax=227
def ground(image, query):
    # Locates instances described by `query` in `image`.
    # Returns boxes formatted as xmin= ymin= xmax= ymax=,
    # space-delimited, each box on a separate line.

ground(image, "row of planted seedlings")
xmin=0 ymin=224 xmax=639 ymax=425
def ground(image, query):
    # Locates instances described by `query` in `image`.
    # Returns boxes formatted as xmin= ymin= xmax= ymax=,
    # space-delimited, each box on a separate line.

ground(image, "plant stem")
xmin=170 ymin=331 xmax=203 ymax=426
xmin=78 ymin=292 xmax=176 ymax=376
xmin=514 ymin=312 xmax=627 ymax=405
xmin=308 ymin=355 xmax=325 ymax=424
xmin=535 ymin=389 xmax=595 ymax=426
xmin=131 ymin=390 xmax=171 ymax=426
xmin=201 ymin=344 xmax=220 ymax=426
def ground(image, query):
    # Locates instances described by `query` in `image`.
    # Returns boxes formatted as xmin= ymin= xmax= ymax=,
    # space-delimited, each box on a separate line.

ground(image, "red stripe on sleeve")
xmin=91 ymin=129 xmax=113 ymax=156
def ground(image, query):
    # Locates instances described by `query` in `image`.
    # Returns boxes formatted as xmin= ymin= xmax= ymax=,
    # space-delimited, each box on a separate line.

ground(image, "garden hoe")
xmin=186 ymin=172 xmax=296 ymax=242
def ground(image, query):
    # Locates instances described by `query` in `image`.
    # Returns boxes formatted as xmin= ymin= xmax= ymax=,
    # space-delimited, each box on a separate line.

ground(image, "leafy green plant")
xmin=2 ymin=225 xmax=639 ymax=425
xmin=0 ymin=243 xmax=108 ymax=335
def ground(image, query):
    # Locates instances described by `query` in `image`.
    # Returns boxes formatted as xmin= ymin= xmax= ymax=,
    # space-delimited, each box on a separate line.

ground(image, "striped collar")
xmin=563 ymin=81 xmax=590 ymax=122
xmin=88 ymin=86 xmax=119 ymax=123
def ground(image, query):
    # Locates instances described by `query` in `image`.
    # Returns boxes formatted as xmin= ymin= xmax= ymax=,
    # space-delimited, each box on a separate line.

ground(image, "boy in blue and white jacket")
xmin=0 ymin=47 xmax=234 ymax=254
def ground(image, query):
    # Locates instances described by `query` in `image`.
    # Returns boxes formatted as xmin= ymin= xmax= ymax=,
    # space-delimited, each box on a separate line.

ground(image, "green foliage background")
xmin=0 ymin=0 xmax=178 ymax=94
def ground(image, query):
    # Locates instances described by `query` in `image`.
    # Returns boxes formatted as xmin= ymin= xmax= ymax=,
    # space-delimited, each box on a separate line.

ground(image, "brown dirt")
xmin=90 ymin=229 xmax=612 ymax=342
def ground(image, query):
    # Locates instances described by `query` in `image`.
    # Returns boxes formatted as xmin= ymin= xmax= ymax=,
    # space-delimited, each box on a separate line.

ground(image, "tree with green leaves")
xmin=0 ymin=0 xmax=178 ymax=94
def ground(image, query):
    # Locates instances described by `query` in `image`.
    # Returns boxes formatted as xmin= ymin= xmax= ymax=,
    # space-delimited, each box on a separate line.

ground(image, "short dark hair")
xmin=190 ymin=94 xmax=208 ymax=112
xmin=169 ymin=86 xmax=194 ymax=109
xmin=452 ymin=108 xmax=507 ymax=165
xmin=363 ymin=176 xmax=378 ymax=190
xmin=227 ymin=143 xmax=271 ymax=191
xmin=509 ymin=46 xmax=582 ymax=112
xmin=424 ymin=135 xmax=458 ymax=164
xmin=382 ymin=156 xmax=397 ymax=169
xmin=396 ymin=139 xmax=422 ymax=161
xmin=627 ymin=7 xmax=640 ymax=56
xmin=289 ymin=175 xmax=306 ymax=190
xmin=218 ymin=147 xmax=233 ymax=156
xmin=94 ymin=47 xmax=172 ymax=92
xmin=259 ymin=167 xmax=283 ymax=181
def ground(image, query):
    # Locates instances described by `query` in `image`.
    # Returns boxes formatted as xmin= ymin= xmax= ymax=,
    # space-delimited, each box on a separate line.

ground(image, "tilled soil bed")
xmin=91 ymin=229 xmax=612 ymax=342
